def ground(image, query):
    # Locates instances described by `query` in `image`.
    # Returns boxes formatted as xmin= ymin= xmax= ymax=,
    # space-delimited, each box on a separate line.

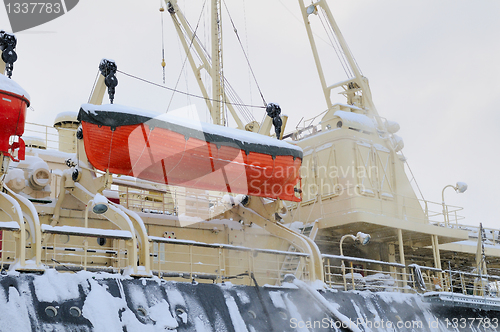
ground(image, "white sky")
xmin=1 ymin=0 xmax=499 ymax=228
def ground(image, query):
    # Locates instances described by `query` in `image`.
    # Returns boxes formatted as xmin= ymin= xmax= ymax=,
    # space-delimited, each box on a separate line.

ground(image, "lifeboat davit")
xmin=0 ymin=74 xmax=30 ymax=161
xmin=78 ymin=104 xmax=302 ymax=202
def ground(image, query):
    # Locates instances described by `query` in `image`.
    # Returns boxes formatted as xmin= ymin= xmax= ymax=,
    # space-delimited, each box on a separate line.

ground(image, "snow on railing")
xmin=0 ymin=228 xmax=19 ymax=269
xmin=40 ymin=226 xmax=129 ymax=273
xmin=112 ymin=185 xmax=224 ymax=220
xmin=323 ymin=254 xmax=411 ymax=293
xmin=323 ymin=254 xmax=500 ymax=299
xmin=149 ymin=237 xmax=311 ymax=286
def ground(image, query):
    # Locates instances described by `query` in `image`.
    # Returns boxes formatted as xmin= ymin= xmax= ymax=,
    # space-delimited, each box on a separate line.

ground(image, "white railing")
xmin=0 ymin=229 xmax=19 ymax=269
xmin=24 ymin=122 xmax=64 ymax=150
xmin=150 ymin=237 xmax=311 ymax=286
xmin=41 ymin=228 xmax=130 ymax=273
xmin=287 ymin=189 xmax=465 ymax=228
xmin=323 ymin=254 xmax=500 ymax=300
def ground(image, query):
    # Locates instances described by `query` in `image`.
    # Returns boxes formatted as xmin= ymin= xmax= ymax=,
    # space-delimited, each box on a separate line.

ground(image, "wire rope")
xmin=116 ymin=69 xmax=265 ymax=109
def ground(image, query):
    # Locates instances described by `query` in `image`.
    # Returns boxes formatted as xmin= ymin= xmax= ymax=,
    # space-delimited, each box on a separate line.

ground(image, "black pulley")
xmin=266 ymin=103 xmax=283 ymax=139
xmin=0 ymin=30 xmax=18 ymax=78
xmin=99 ymin=59 xmax=118 ymax=104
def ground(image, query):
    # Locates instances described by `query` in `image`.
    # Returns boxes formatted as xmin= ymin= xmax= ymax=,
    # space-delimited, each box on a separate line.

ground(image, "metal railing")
xmin=40 ymin=231 xmax=129 ymax=273
xmin=422 ymin=199 xmax=465 ymax=225
xmin=150 ymin=237 xmax=311 ymax=285
xmin=323 ymin=254 xmax=411 ymax=292
xmin=0 ymin=229 xmax=19 ymax=269
xmin=287 ymin=188 xmax=465 ymax=228
xmin=115 ymin=185 xmax=225 ymax=219
xmin=323 ymin=254 xmax=500 ymax=301
xmin=24 ymin=122 xmax=66 ymax=150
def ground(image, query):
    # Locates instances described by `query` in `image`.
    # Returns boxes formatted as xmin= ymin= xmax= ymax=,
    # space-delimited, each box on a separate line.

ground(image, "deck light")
xmin=442 ymin=182 xmax=468 ymax=225
xmin=306 ymin=5 xmax=317 ymax=16
xmin=92 ymin=193 xmax=109 ymax=215
xmin=355 ymin=232 xmax=371 ymax=245
xmin=339 ymin=232 xmax=371 ymax=291
xmin=340 ymin=232 xmax=371 ymax=256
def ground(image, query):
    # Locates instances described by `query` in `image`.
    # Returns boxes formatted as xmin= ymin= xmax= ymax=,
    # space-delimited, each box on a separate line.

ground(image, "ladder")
xmin=278 ymin=221 xmax=319 ymax=283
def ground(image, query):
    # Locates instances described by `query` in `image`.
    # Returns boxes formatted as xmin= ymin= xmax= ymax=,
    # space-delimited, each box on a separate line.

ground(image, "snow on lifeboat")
xmin=78 ymin=104 xmax=303 ymax=202
xmin=0 ymin=74 xmax=29 ymax=162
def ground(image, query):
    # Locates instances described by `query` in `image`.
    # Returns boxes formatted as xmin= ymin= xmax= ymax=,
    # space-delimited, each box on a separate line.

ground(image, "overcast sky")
xmin=1 ymin=0 xmax=499 ymax=229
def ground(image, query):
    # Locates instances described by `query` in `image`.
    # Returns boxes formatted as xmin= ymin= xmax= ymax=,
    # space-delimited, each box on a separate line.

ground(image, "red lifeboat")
xmin=78 ymin=104 xmax=303 ymax=202
xmin=0 ymin=74 xmax=30 ymax=161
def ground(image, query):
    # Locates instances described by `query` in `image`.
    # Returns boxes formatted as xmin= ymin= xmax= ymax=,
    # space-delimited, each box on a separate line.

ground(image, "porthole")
xmin=278 ymin=311 xmax=288 ymax=320
xmin=137 ymin=306 xmax=147 ymax=317
xmin=336 ymin=120 xmax=343 ymax=128
xmin=97 ymin=237 xmax=106 ymax=246
xmin=58 ymin=234 xmax=70 ymax=244
xmin=175 ymin=306 xmax=188 ymax=324
xmin=45 ymin=306 xmax=58 ymax=318
xmin=248 ymin=310 xmax=256 ymax=319
xmin=175 ymin=307 xmax=186 ymax=316
xmin=69 ymin=306 xmax=81 ymax=317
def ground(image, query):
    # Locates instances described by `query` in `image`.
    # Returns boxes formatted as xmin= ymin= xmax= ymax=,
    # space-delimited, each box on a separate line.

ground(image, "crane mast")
xmin=298 ymin=0 xmax=384 ymax=129
xmin=165 ymin=0 xmax=244 ymax=129
xmin=211 ymin=0 xmax=224 ymax=126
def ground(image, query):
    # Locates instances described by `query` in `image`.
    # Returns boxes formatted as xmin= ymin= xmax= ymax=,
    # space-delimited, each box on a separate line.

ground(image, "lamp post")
xmin=441 ymin=182 xmax=467 ymax=226
xmin=340 ymin=232 xmax=371 ymax=290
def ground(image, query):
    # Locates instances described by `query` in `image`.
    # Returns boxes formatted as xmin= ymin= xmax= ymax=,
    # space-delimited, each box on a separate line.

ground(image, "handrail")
xmin=150 ymin=236 xmax=310 ymax=257
xmin=322 ymin=254 xmax=405 ymax=268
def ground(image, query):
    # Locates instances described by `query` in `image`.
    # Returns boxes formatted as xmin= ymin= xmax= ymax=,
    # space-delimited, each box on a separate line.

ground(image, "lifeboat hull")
xmin=78 ymin=104 xmax=302 ymax=202
xmin=0 ymin=76 xmax=30 ymax=159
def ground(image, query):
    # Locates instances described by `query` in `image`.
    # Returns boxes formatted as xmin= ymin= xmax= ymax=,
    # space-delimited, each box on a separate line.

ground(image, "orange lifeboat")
xmin=78 ymin=104 xmax=302 ymax=202
xmin=0 ymin=74 xmax=29 ymax=161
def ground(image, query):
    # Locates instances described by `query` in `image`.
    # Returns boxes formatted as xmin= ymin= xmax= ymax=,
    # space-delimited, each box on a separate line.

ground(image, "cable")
xmin=317 ymin=7 xmax=352 ymax=78
xmin=160 ymin=1 xmax=166 ymax=84
xmin=88 ymin=70 xmax=101 ymax=103
xmin=117 ymin=69 xmax=265 ymax=109
xmin=166 ymin=0 xmax=208 ymax=112
xmin=222 ymin=0 xmax=266 ymax=106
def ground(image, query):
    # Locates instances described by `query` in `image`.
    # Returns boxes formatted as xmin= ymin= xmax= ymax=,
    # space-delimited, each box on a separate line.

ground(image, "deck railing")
xmin=0 ymin=229 xmax=19 ymax=269
xmin=287 ymin=190 xmax=465 ymax=228
xmin=149 ymin=237 xmax=311 ymax=286
xmin=323 ymin=254 xmax=500 ymax=300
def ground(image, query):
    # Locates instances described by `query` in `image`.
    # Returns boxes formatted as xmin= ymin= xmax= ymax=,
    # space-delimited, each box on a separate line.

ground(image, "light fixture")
xmin=455 ymin=182 xmax=468 ymax=194
xmin=306 ymin=5 xmax=317 ymax=16
xmin=92 ymin=193 xmax=109 ymax=214
xmin=355 ymin=232 xmax=371 ymax=245
xmin=340 ymin=232 xmax=371 ymax=256
xmin=339 ymin=231 xmax=371 ymax=291
xmin=441 ymin=182 xmax=468 ymax=225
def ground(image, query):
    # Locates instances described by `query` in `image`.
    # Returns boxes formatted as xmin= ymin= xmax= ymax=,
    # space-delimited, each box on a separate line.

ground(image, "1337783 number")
xmin=445 ymin=318 xmax=498 ymax=329
xmin=6 ymin=3 xmax=61 ymax=14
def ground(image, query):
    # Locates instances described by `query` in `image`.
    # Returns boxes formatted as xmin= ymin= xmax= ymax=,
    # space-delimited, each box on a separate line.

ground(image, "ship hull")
xmin=2 ymin=271 xmax=498 ymax=331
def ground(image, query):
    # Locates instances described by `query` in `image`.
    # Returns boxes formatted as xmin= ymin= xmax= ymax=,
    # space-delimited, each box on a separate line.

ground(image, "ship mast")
xmin=211 ymin=0 xmax=224 ymax=126
xmin=298 ymin=0 xmax=384 ymax=130
xmin=166 ymin=0 xmax=244 ymax=129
